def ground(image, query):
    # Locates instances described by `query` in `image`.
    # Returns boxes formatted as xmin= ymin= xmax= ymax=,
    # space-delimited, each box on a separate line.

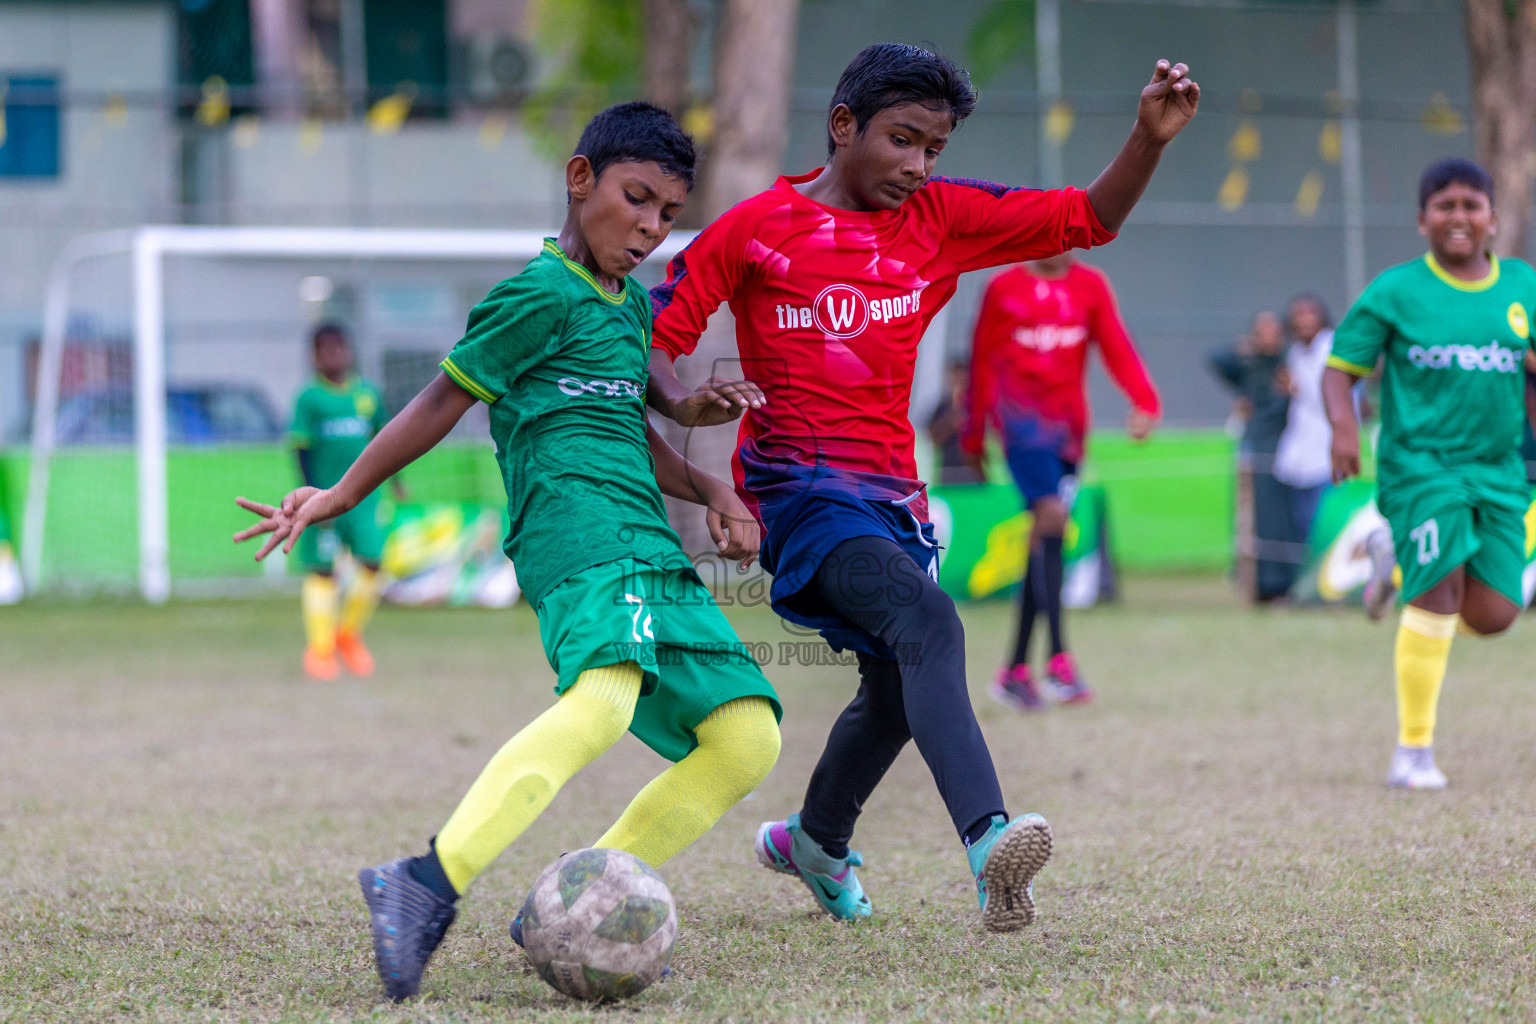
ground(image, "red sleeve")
xmin=928 ymin=179 xmax=1117 ymax=275
xmin=960 ymin=274 xmax=1006 ymax=456
xmin=1084 ymin=267 xmax=1160 ymax=416
xmin=650 ymin=209 xmax=749 ymax=359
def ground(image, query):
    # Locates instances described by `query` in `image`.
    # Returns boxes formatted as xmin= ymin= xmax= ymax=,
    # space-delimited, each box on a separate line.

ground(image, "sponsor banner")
xmin=929 ymin=483 xmax=1115 ymax=606
xmin=1293 ymin=482 xmax=1536 ymax=607
xmin=380 ymin=502 xmax=520 ymax=608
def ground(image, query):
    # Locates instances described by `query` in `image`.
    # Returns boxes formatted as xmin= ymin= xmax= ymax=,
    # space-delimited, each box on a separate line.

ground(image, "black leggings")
xmin=796 ymin=535 xmax=1007 ymax=854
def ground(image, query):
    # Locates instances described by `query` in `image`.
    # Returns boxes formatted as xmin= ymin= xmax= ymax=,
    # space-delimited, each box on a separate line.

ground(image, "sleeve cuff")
xmin=1326 ymin=354 xmax=1373 ymax=376
xmin=440 ymin=357 xmax=502 ymax=403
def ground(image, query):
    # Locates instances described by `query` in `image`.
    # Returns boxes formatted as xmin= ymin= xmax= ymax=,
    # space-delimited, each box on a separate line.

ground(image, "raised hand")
xmin=1137 ymin=60 xmax=1200 ymax=144
xmin=673 ymin=376 xmax=766 ymax=427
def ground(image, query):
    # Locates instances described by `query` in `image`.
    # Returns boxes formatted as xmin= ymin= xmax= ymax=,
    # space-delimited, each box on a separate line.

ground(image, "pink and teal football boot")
xmin=967 ymin=813 xmax=1053 ymax=932
xmin=754 ymin=814 xmax=872 ymax=920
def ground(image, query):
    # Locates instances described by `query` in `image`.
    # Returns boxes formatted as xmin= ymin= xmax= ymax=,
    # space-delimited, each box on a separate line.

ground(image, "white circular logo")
xmin=812 ymin=283 xmax=871 ymax=339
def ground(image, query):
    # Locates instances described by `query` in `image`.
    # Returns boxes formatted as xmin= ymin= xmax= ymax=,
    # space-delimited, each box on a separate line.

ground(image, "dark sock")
xmin=962 ymin=813 xmax=1005 ymax=848
xmin=1011 ymin=554 xmax=1039 ymax=667
xmin=798 ymin=818 xmax=850 ymax=861
xmin=1040 ymin=536 xmax=1066 ymax=656
xmin=407 ymin=839 xmax=459 ymax=903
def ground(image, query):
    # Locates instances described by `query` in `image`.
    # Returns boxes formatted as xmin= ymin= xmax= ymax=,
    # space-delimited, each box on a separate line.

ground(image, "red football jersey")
xmin=961 ymin=262 xmax=1159 ymax=464
xmin=651 ymin=169 xmax=1115 ymax=523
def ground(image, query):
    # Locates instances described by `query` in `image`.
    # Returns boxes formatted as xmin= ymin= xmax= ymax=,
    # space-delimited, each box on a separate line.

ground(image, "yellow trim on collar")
xmin=543 ymin=239 xmax=628 ymax=305
xmin=1425 ymin=252 xmax=1500 ymax=292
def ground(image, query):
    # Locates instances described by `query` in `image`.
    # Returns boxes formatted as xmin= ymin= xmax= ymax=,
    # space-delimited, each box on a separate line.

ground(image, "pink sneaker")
xmin=990 ymin=664 xmax=1045 ymax=711
xmin=1044 ymin=652 xmax=1094 ymax=704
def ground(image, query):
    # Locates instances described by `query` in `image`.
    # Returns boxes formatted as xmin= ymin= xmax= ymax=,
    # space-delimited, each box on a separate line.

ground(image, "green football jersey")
xmin=440 ymin=238 xmax=689 ymax=608
xmin=1330 ymin=253 xmax=1536 ymax=474
xmin=289 ymin=374 xmax=387 ymax=489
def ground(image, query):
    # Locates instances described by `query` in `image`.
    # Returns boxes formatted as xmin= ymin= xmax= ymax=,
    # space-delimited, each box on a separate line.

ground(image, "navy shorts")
xmin=1005 ymin=443 xmax=1078 ymax=506
xmin=759 ymin=492 xmax=940 ymax=658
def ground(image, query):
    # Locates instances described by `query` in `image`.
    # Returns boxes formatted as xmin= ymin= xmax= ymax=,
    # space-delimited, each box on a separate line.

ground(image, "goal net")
xmin=20 ymin=226 xmax=692 ymax=600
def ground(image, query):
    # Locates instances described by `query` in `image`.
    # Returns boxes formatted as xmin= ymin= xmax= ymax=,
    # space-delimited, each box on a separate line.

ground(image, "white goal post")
xmin=22 ymin=224 xmax=951 ymax=602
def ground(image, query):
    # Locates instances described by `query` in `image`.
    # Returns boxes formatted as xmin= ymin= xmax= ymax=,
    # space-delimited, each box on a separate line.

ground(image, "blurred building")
xmin=0 ymin=0 xmax=1475 ymax=440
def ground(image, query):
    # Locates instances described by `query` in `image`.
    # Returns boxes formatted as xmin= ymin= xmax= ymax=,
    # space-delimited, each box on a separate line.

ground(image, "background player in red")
xmin=646 ymin=43 xmax=1198 ymax=932
xmin=962 ymin=253 xmax=1160 ymax=710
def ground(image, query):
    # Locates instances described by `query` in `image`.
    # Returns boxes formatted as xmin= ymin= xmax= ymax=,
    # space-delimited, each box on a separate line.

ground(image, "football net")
xmin=20 ymin=226 xmax=693 ymax=601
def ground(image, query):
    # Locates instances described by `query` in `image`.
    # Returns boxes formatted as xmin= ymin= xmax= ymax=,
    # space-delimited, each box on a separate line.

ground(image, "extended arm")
xmin=1090 ymin=276 xmax=1160 ymax=439
xmin=645 ymin=418 xmax=760 ymax=566
xmin=1085 ymin=61 xmax=1200 ymax=233
xmin=235 ymin=372 xmax=476 ymax=559
xmin=1322 ymin=365 xmax=1363 ymax=483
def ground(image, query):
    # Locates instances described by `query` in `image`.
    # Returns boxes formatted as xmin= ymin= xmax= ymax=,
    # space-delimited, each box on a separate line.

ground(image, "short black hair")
xmin=573 ymin=101 xmax=697 ymax=191
xmin=1286 ymin=293 xmax=1332 ymax=329
xmin=312 ymin=322 xmax=349 ymax=348
xmin=827 ymin=43 xmax=977 ymax=158
xmin=1418 ymin=158 xmax=1494 ymax=210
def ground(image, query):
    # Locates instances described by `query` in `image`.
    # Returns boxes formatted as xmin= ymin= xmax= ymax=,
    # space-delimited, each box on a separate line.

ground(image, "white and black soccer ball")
xmin=519 ymin=847 xmax=678 ymax=1002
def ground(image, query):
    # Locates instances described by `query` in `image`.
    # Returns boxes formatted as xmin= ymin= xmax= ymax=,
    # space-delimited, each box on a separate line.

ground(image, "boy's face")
xmin=1418 ymin=181 xmax=1495 ymax=264
xmin=1251 ymin=312 xmax=1283 ymax=355
xmin=1287 ymin=300 xmax=1323 ymax=342
xmin=314 ymin=334 xmax=352 ymax=377
xmin=569 ymin=158 xmax=687 ymax=280
xmin=829 ymin=101 xmax=952 ymax=210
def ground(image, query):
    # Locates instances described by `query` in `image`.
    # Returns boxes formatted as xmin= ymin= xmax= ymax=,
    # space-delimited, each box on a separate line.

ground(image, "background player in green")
xmin=234 ymin=101 xmax=781 ymax=1003
xmin=288 ymin=323 xmax=401 ymax=680
xmin=1324 ymin=158 xmax=1536 ymax=790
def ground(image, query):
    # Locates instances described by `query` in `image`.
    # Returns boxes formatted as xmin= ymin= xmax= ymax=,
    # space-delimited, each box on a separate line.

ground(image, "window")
xmin=0 ymin=75 xmax=61 ymax=179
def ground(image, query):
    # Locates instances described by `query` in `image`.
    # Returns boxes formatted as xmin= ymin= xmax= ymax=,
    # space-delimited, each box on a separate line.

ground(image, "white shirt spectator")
xmin=1274 ymin=328 xmax=1334 ymax=489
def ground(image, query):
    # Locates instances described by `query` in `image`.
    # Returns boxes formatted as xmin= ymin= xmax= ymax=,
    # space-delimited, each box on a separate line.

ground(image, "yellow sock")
xmin=301 ymin=574 xmax=339 ymax=656
xmin=434 ymin=662 xmax=642 ymax=894
xmin=593 ymin=696 xmax=780 ymax=866
xmin=340 ymin=566 xmax=382 ymax=637
xmin=1396 ymin=606 xmax=1456 ymax=748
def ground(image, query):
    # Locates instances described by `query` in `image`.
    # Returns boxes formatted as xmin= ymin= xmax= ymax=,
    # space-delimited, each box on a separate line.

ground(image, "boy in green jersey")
xmin=288 ymin=323 xmax=400 ymax=680
xmin=234 ymin=102 xmax=781 ymax=1002
xmin=1324 ymin=158 xmax=1536 ymax=790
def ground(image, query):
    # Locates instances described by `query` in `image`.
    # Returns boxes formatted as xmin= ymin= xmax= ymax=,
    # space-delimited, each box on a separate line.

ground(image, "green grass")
xmin=6 ymin=578 xmax=1536 ymax=1022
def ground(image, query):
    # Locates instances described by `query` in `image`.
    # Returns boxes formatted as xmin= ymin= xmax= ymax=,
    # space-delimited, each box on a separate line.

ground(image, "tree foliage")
xmin=522 ymin=0 xmax=646 ymax=164
xmin=965 ymin=0 xmax=1035 ymax=86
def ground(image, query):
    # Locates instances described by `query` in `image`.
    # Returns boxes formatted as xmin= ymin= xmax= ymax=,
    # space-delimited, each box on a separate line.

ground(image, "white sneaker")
xmin=1363 ymin=527 xmax=1397 ymax=622
xmin=1386 ymin=744 xmax=1447 ymax=789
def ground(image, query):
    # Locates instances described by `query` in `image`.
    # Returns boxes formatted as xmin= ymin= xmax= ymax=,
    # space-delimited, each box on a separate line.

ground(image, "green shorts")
xmin=537 ymin=558 xmax=781 ymax=762
xmin=295 ymin=493 xmax=387 ymax=571
xmin=1377 ymin=453 xmax=1529 ymax=605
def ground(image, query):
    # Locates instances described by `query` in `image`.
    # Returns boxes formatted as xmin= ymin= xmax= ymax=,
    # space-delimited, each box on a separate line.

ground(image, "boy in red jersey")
xmin=963 ymin=253 xmax=1160 ymax=710
xmin=647 ymin=43 xmax=1198 ymax=931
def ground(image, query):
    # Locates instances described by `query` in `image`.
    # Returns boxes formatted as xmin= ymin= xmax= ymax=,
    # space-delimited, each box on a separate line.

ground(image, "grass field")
xmin=6 ymin=576 xmax=1536 ymax=1023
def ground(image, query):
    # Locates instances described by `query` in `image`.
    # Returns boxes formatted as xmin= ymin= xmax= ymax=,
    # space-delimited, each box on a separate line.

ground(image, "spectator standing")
xmin=1209 ymin=311 xmax=1298 ymax=601
xmin=1274 ymin=295 xmax=1336 ymax=540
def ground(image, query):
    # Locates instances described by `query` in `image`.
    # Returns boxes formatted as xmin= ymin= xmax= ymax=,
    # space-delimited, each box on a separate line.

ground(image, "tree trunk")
xmin=643 ymin=0 xmax=695 ymax=117
xmin=1465 ymin=0 xmax=1536 ymax=257
xmin=701 ymin=0 xmax=801 ymax=220
xmin=659 ymin=0 xmax=800 ymax=562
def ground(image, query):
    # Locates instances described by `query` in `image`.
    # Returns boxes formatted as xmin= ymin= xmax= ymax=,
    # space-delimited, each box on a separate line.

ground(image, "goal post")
xmin=23 ymin=225 xmax=697 ymax=602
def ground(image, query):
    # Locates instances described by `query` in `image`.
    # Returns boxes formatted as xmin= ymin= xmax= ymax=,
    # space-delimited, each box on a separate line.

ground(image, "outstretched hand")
xmin=233 ymin=486 xmax=347 ymax=561
xmin=1137 ymin=60 xmax=1200 ymax=144
xmin=703 ymin=483 xmax=760 ymax=570
xmin=673 ymin=376 xmax=765 ymax=427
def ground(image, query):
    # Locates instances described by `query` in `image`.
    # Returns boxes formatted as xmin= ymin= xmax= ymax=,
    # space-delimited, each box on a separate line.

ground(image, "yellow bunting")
xmin=233 ymin=114 xmax=260 ymax=148
xmin=683 ymin=103 xmax=714 ymax=145
xmin=1227 ymin=120 xmax=1261 ymax=163
xmin=1420 ymin=92 xmax=1464 ymax=136
xmin=478 ymin=112 xmax=506 ymax=150
xmin=1218 ymin=166 xmax=1250 ymax=211
xmin=1239 ymin=88 xmax=1262 ymax=114
xmin=1044 ymin=100 xmax=1075 ymax=145
xmin=103 ymin=93 xmax=128 ymax=127
xmin=298 ymin=117 xmax=323 ymax=154
xmin=1318 ymin=120 xmax=1342 ymax=164
xmin=366 ymin=81 xmax=417 ymax=135
xmin=197 ymin=75 xmax=230 ymax=128
xmin=1295 ymin=171 xmax=1324 ymax=217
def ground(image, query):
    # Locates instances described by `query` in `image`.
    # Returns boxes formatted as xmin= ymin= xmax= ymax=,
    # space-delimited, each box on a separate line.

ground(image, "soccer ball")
xmin=519 ymin=847 xmax=678 ymax=1002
